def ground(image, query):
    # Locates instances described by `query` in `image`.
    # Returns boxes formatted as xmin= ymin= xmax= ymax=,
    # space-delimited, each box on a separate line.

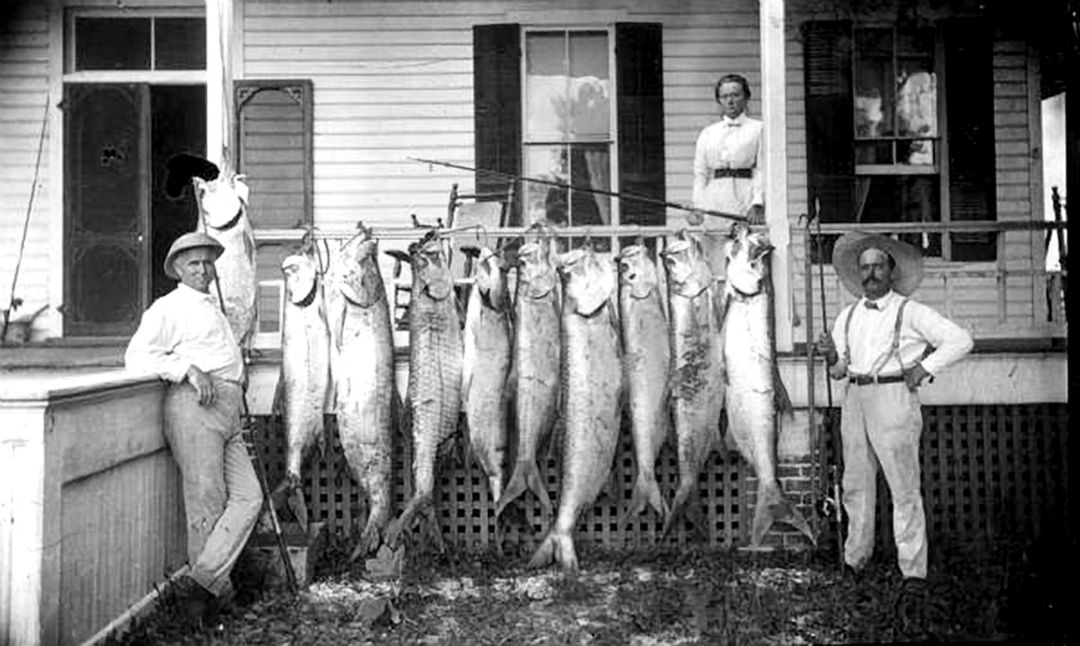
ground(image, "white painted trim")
xmin=505 ymin=9 xmax=629 ymax=24
xmin=1026 ymin=45 xmax=1046 ymax=326
xmin=48 ymin=2 xmax=64 ymax=339
xmin=760 ymin=0 xmax=791 ymax=351
xmin=60 ymin=70 xmax=207 ymax=84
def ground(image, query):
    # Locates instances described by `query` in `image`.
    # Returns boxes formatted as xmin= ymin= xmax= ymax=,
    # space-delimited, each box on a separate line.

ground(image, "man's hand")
xmin=814 ymin=331 xmax=838 ymax=367
xmin=904 ymin=363 xmax=930 ymax=392
xmin=186 ymin=365 xmax=216 ymax=405
xmin=747 ymin=204 xmax=765 ymax=226
xmin=687 ymin=209 xmax=704 ymax=227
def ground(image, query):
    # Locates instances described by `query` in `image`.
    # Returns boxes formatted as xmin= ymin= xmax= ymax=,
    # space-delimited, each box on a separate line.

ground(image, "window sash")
xmin=521 ymin=26 xmax=619 ymax=226
xmin=65 ymin=8 xmax=205 ymax=74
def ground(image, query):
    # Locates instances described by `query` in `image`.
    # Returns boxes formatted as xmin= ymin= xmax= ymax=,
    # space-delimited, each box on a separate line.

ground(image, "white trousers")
xmin=164 ymin=379 xmax=263 ymax=596
xmin=840 ymin=381 xmax=928 ymax=578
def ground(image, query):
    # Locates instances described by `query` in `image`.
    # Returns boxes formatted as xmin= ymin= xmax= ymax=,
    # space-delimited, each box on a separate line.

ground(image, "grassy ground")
xmin=113 ymin=531 xmax=1071 ymax=645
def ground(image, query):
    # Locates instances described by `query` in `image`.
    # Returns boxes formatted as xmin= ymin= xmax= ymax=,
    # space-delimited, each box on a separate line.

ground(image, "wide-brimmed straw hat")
xmin=164 ymin=231 xmax=224 ymax=279
xmin=832 ymin=231 xmax=923 ymax=297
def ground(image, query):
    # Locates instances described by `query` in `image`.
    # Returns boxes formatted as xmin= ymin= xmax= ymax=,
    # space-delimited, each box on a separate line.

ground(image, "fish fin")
xmin=527 ymin=532 xmax=557 ymax=569
xmin=661 ymin=484 xmax=708 ymax=544
xmin=527 ymin=531 xmax=577 ymax=572
xmin=271 ymin=369 xmax=284 ymax=417
xmin=618 ymin=472 xmax=669 ymax=534
xmin=772 ymin=363 xmax=794 ymax=417
xmin=495 ymin=461 xmax=552 ymax=520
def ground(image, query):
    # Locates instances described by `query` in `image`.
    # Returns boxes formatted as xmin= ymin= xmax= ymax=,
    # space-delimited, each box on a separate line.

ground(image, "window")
xmin=804 ymin=20 xmax=996 ymax=263
xmin=473 ymin=23 xmax=666 ymax=236
xmin=69 ymin=14 xmax=206 ymax=72
xmin=234 ymin=80 xmax=314 ymax=346
xmin=522 ymin=29 xmax=614 ymax=229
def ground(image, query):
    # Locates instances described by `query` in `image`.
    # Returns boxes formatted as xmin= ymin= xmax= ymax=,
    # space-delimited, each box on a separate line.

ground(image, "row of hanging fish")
xmin=269 ymin=221 xmax=814 ymax=569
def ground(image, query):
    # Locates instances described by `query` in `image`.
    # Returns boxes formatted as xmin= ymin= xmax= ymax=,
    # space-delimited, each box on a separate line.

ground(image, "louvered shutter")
xmin=616 ymin=22 xmax=666 ymax=226
xmin=944 ymin=19 xmax=996 ymax=262
xmin=473 ymin=24 xmax=522 ymax=224
xmin=803 ymin=21 xmax=854 ymax=263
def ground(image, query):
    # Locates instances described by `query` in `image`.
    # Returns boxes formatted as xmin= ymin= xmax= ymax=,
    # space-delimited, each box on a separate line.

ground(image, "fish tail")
xmin=751 ymin=480 xmax=817 ymax=548
xmin=385 ymin=490 xmax=433 ymax=548
xmin=494 ymin=461 xmax=551 ymax=519
xmin=527 ymin=531 xmax=577 ymax=571
xmin=661 ymin=482 xmax=707 ymax=542
xmin=286 ymin=480 xmax=310 ymax=534
xmin=618 ymin=472 xmax=669 ymax=533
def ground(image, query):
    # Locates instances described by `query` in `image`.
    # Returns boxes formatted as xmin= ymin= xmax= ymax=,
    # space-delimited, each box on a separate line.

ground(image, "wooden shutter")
xmin=473 ymin=24 xmax=521 ymax=223
xmin=944 ymin=20 xmax=996 ymax=262
xmin=63 ymin=83 xmax=150 ymax=336
xmin=803 ymin=21 xmax=854 ymax=263
xmin=234 ymin=80 xmax=314 ymax=341
xmin=616 ymin=22 xmax=665 ymax=227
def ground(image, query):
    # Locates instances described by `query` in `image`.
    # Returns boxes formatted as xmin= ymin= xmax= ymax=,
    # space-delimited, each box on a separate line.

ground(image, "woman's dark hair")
xmin=714 ymin=74 xmax=751 ymax=103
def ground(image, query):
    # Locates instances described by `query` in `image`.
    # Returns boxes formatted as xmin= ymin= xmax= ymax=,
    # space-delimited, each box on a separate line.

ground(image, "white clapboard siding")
xmin=243 ymin=0 xmax=765 ymax=230
xmin=785 ymin=7 xmax=1044 ymax=344
xmin=0 ymin=4 xmax=52 ymax=332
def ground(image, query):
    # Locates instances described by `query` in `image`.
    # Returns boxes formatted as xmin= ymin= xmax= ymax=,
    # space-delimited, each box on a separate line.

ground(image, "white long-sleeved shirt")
xmin=830 ymin=289 xmax=973 ymax=377
xmin=691 ymin=113 xmax=764 ymax=217
xmin=125 ymin=283 xmax=244 ymax=383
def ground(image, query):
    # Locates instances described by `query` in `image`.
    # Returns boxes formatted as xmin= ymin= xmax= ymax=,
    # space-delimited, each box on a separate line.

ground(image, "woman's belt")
xmin=848 ymin=373 xmax=905 ymax=386
xmin=713 ymin=168 xmax=753 ymax=179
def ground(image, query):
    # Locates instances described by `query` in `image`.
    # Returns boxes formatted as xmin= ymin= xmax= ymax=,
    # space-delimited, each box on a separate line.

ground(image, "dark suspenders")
xmin=842 ymin=298 xmax=910 ymax=377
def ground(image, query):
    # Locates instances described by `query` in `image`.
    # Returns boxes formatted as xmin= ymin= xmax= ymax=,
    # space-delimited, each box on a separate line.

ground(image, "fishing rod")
xmin=409 ymin=156 xmax=749 ymax=223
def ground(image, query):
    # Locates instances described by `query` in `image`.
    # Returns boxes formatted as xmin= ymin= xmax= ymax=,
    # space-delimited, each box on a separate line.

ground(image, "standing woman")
xmin=690 ymin=74 xmax=766 ymax=275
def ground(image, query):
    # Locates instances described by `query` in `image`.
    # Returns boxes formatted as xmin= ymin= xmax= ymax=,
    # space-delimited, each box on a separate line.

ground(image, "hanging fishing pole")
xmin=408 ymin=157 xmax=749 ymax=223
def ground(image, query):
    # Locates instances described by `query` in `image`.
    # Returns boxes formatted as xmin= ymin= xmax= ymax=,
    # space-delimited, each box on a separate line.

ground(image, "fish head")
xmin=559 ymin=248 xmax=616 ymax=317
xmin=617 ymin=244 xmax=659 ymax=300
xmin=472 ymin=247 xmax=510 ymax=312
xmin=517 ymin=241 xmax=557 ymax=299
xmin=336 ymin=235 xmax=383 ymax=307
xmin=725 ymin=228 xmax=774 ymax=295
xmin=193 ymin=175 xmax=247 ymax=230
xmin=414 ymin=236 xmax=454 ymax=301
xmin=282 ymin=252 xmax=319 ymax=305
xmin=661 ymin=236 xmax=712 ymax=297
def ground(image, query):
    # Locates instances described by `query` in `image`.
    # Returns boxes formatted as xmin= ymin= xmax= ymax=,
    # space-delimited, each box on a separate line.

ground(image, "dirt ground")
xmin=112 ymin=531 xmax=1070 ymax=646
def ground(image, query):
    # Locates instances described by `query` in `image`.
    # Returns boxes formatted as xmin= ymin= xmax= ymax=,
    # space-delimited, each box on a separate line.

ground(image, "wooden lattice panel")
xmin=247 ymin=415 xmax=753 ymax=551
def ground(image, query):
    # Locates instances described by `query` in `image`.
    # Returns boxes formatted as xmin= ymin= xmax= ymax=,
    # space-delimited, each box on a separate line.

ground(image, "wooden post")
xmin=206 ymin=0 xmax=235 ymax=168
xmin=760 ymin=0 xmax=791 ymax=352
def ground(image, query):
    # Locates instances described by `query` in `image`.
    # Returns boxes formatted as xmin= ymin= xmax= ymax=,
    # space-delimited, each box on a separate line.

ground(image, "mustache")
xmin=863 ymin=277 xmax=879 ymax=286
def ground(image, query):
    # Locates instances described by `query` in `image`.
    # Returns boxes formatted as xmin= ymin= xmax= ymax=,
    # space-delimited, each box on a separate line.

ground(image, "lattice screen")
xmin=248 ymin=415 xmax=752 ymax=551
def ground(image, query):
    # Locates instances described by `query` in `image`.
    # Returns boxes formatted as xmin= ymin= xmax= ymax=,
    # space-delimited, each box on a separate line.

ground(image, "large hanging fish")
xmin=274 ymin=245 xmax=332 ymax=532
xmin=660 ymin=233 xmax=725 ymax=541
xmin=385 ymin=232 xmax=463 ymax=549
xmin=461 ymin=245 xmax=513 ymax=508
xmin=326 ymin=225 xmax=398 ymax=560
xmin=720 ymin=224 xmax=815 ymax=549
xmin=529 ymin=246 xmax=623 ymax=572
xmin=617 ymin=244 xmax=671 ymax=528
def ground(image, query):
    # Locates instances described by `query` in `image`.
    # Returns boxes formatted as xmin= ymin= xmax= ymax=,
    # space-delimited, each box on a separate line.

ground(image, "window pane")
xmin=568 ymin=32 xmax=610 ymax=139
xmin=857 ymin=175 xmax=941 ymax=256
xmin=525 ymin=32 xmax=568 ymax=140
xmin=856 ymin=141 xmax=894 ymax=164
xmin=155 ymin=18 xmax=206 ymax=70
xmin=898 ymin=139 xmax=935 ymax=166
xmin=524 ymin=144 xmax=568 ymax=225
xmin=854 ymin=29 xmax=894 ymax=138
xmin=523 ymin=143 xmax=610 ymax=228
xmin=896 ymin=64 xmax=936 ymax=138
xmin=75 ymin=17 xmax=151 ymax=70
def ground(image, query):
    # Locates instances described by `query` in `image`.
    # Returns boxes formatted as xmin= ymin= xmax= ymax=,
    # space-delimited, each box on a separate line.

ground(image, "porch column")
xmin=760 ymin=0 xmax=792 ymax=352
xmin=206 ymin=0 xmax=235 ymax=168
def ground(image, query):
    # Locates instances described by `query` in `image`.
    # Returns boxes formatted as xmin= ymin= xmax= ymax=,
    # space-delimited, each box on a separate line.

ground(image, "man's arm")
xmin=124 ymin=305 xmax=191 ymax=382
xmin=908 ymin=301 xmax=974 ymax=376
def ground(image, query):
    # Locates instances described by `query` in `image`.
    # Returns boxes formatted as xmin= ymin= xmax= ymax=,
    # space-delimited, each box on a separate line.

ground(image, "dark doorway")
xmin=63 ymin=83 xmax=204 ymax=336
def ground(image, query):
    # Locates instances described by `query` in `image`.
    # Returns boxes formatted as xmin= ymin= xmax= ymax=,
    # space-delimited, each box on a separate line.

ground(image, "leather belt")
xmin=713 ymin=168 xmax=753 ymax=179
xmin=849 ymin=373 xmax=905 ymax=386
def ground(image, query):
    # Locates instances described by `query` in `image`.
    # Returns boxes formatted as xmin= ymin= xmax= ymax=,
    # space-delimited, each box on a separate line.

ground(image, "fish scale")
xmin=386 ymin=237 xmax=463 ymax=548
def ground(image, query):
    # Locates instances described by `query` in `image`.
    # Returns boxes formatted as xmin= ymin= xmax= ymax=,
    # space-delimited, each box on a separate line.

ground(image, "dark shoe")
xmin=175 ymin=575 xmax=214 ymax=628
xmin=896 ymin=577 xmax=928 ymax=636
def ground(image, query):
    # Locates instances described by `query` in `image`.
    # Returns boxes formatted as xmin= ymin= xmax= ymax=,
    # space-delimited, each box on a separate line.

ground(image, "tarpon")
xmin=385 ymin=232 xmax=463 ymax=549
xmin=194 ymin=173 xmax=257 ymax=351
xmin=461 ymin=246 xmax=513 ymax=507
xmin=617 ymin=244 xmax=671 ymax=528
xmin=495 ymin=238 xmax=561 ymax=520
xmin=275 ymin=246 xmax=332 ymax=532
xmin=529 ymin=247 xmax=623 ymax=572
xmin=660 ymin=233 xmax=725 ymax=540
xmin=721 ymin=224 xmax=814 ymax=549
xmin=327 ymin=225 xmax=397 ymax=560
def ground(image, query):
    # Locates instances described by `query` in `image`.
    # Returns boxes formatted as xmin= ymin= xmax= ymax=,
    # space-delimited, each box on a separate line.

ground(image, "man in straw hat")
xmin=815 ymin=231 xmax=972 ymax=595
xmin=125 ymin=231 xmax=263 ymax=626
